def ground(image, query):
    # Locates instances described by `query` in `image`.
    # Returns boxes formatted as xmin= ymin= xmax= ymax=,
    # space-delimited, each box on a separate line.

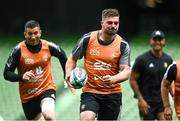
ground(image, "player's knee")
xmin=80 ymin=116 xmax=93 ymax=121
xmin=80 ymin=111 xmax=96 ymax=121
xmin=42 ymin=110 xmax=56 ymax=121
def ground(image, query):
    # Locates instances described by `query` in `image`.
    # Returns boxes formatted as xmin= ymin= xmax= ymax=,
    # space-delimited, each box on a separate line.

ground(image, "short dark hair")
xmin=24 ymin=20 xmax=40 ymax=31
xmin=102 ymin=8 xmax=120 ymax=19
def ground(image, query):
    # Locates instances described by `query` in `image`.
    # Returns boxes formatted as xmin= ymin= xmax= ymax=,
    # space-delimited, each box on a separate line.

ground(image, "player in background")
xmin=129 ymin=30 xmax=173 ymax=120
xmin=3 ymin=20 xmax=67 ymax=121
xmin=65 ymin=8 xmax=131 ymax=121
xmin=161 ymin=60 xmax=180 ymax=120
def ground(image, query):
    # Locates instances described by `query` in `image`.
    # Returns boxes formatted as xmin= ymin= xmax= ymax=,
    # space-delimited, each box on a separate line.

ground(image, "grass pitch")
xmin=0 ymin=34 xmax=179 ymax=120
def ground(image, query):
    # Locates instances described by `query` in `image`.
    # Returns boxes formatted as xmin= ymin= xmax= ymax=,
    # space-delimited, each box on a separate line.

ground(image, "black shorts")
xmin=22 ymin=89 xmax=56 ymax=120
xmin=80 ymin=92 xmax=122 ymax=120
xmin=139 ymin=101 xmax=164 ymax=120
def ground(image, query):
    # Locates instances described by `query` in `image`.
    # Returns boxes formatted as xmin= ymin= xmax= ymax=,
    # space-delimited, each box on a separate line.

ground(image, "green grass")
xmin=0 ymin=38 xmax=24 ymax=120
xmin=0 ymin=34 xmax=179 ymax=120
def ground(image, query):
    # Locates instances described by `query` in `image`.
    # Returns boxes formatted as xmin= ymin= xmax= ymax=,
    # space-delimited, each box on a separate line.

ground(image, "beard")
xmin=26 ymin=38 xmax=40 ymax=46
xmin=106 ymin=29 xmax=117 ymax=35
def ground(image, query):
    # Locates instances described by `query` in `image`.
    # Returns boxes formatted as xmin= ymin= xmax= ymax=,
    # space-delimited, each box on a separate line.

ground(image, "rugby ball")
xmin=70 ymin=67 xmax=88 ymax=89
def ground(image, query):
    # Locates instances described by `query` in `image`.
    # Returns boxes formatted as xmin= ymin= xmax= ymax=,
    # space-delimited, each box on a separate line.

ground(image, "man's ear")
xmin=24 ymin=31 xmax=26 ymax=38
xmin=163 ymin=39 xmax=166 ymax=47
xmin=101 ymin=20 xmax=103 ymax=26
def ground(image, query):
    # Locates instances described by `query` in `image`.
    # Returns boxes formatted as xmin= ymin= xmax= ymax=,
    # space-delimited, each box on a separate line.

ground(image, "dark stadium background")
xmin=0 ymin=0 xmax=180 ymax=120
xmin=2 ymin=0 xmax=180 ymax=38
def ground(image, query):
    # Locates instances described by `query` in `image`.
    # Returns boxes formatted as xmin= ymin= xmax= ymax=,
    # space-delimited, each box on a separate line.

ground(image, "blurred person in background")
xmin=65 ymin=8 xmax=131 ymax=121
xmin=130 ymin=30 xmax=173 ymax=120
xmin=3 ymin=20 xmax=67 ymax=121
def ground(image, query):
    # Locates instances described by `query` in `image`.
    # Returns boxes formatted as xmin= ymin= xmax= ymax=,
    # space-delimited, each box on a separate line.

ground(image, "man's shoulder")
xmin=115 ymin=36 xmax=129 ymax=49
xmin=82 ymin=31 xmax=93 ymax=38
xmin=7 ymin=44 xmax=21 ymax=58
xmin=120 ymin=39 xmax=129 ymax=47
xmin=83 ymin=30 xmax=101 ymax=38
xmin=78 ymin=32 xmax=93 ymax=44
xmin=136 ymin=51 xmax=150 ymax=60
xmin=12 ymin=44 xmax=21 ymax=52
xmin=163 ymin=52 xmax=173 ymax=60
xmin=41 ymin=39 xmax=59 ymax=48
xmin=40 ymin=39 xmax=48 ymax=44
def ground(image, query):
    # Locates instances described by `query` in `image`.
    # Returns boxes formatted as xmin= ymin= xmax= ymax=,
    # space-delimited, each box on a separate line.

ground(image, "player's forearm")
xmin=65 ymin=54 xmax=77 ymax=80
xmin=169 ymin=82 xmax=174 ymax=97
xmin=162 ymin=90 xmax=171 ymax=108
xmin=4 ymin=70 xmax=23 ymax=82
xmin=130 ymin=79 xmax=142 ymax=99
xmin=161 ymin=80 xmax=171 ymax=107
xmin=112 ymin=66 xmax=131 ymax=83
xmin=58 ymin=56 xmax=67 ymax=79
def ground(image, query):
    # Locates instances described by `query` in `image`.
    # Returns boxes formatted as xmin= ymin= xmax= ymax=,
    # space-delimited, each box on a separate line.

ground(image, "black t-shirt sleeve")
xmin=163 ymin=63 xmax=177 ymax=83
xmin=3 ymin=45 xmax=23 ymax=82
xmin=48 ymin=42 xmax=67 ymax=79
xmin=72 ymin=32 xmax=91 ymax=59
xmin=132 ymin=56 xmax=144 ymax=73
